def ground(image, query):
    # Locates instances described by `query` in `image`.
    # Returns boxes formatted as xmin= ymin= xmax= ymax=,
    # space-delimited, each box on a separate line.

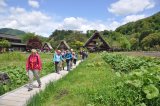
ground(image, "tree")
xmin=0 ymin=39 xmax=10 ymax=52
xmin=141 ymin=33 xmax=160 ymax=50
xmin=21 ymin=33 xmax=35 ymax=43
xmin=119 ymin=37 xmax=131 ymax=50
xmin=130 ymin=38 xmax=139 ymax=50
xmin=27 ymin=36 xmax=42 ymax=50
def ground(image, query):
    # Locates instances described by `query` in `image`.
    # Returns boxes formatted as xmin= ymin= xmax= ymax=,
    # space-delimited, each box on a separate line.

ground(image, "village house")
xmin=41 ymin=42 xmax=53 ymax=52
xmin=84 ymin=32 xmax=110 ymax=52
xmin=57 ymin=40 xmax=70 ymax=50
xmin=0 ymin=33 xmax=26 ymax=51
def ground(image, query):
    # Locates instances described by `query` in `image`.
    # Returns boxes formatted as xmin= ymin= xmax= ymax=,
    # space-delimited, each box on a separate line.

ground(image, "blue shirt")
xmin=65 ymin=52 xmax=72 ymax=60
xmin=53 ymin=53 xmax=63 ymax=62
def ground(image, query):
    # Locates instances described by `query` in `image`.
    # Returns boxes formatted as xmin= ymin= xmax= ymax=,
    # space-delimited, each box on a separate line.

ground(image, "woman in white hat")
xmin=26 ymin=49 xmax=42 ymax=91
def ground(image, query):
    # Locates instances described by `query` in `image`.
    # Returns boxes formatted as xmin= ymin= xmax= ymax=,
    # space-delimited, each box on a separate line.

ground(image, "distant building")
xmin=84 ymin=32 xmax=110 ymax=52
xmin=57 ymin=40 xmax=70 ymax=50
xmin=0 ymin=33 xmax=26 ymax=51
xmin=41 ymin=42 xmax=53 ymax=52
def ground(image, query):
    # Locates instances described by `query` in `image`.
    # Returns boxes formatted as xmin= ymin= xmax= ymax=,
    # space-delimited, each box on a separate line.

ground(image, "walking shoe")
xmin=28 ymin=88 xmax=33 ymax=91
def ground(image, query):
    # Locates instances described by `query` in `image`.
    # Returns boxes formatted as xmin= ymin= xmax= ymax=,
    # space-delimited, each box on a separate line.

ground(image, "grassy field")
xmin=0 ymin=52 xmax=54 ymax=95
xmin=27 ymin=52 xmax=160 ymax=106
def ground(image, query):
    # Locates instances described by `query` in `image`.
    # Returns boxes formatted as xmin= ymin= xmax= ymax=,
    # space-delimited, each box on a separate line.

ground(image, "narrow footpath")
xmin=0 ymin=61 xmax=81 ymax=106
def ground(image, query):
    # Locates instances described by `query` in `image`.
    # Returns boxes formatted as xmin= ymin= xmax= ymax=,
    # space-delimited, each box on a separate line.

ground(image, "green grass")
xmin=27 ymin=53 xmax=120 ymax=106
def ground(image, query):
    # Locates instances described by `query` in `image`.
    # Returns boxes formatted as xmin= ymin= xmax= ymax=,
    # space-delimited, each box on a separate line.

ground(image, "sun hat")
xmin=31 ymin=49 xmax=37 ymax=53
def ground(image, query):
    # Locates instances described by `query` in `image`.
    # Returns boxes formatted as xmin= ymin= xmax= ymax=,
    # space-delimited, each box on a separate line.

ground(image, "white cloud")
xmin=28 ymin=0 xmax=39 ymax=8
xmin=108 ymin=0 xmax=155 ymax=15
xmin=0 ymin=0 xmax=7 ymax=13
xmin=0 ymin=7 xmax=58 ymax=37
xmin=123 ymin=14 xmax=146 ymax=24
xmin=58 ymin=17 xmax=109 ymax=33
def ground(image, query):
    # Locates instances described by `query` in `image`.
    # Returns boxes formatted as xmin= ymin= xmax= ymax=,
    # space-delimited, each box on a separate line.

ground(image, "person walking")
xmin=26 ymin=49 xmax=42 ymax=91
xmin=72 ymin=52 xmax=78 ymax=65
xmin=61 ymin=50 xmax=66 ymax=70
xmin=53 ymin=50 xmax=63 ymax=74
xmin=65 ymin=50 xmax=72 ymax=71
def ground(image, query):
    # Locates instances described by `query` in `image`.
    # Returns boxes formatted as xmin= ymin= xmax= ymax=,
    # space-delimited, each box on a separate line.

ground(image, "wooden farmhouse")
xmin=41 ymin=42 xmax=53 ymax=52
xmin=84 ymin=32 xmax=110 ymax=52
xmin=57 ymin=40 xmax=70 ymax=50
xmin=0 ymin=33 xmax=26 ymax=51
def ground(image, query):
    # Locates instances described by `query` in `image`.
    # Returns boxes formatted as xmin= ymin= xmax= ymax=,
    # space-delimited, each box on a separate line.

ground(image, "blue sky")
xmin=0 ymin=0 xmax=160 ymax=37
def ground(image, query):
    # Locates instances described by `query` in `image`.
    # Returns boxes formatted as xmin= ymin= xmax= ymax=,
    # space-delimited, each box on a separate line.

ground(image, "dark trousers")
xmin=73 ymin=59 xmax=77 ymax=65
xmin=66 ymin=59 xmax=70 ymax=71
xmin=55 ymin=62 xmax=59 ymax=73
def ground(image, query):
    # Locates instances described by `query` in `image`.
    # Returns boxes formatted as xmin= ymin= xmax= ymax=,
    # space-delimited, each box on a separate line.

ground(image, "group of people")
xmin=26 ymin=48 xmax=88 ymax=91
xmin=53 ymin=49 xmax=78 ymax=74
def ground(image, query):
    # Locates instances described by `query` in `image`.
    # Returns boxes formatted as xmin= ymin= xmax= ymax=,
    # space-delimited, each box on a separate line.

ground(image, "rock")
xmin=0 ymin=72 xmax=10 ymax=84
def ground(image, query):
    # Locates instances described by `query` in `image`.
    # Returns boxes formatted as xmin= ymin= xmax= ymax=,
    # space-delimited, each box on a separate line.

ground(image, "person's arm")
xmin=70 ymin=53 xmax=72 ymax=59
xmin=26 ymin=55 xmax=30 ymax=72
xmin=60 ymin=55 xmax=64 ymax=61
xmin=37 ymin=54 xmax=42 ymax=71
xmin=53 ymin=53 xmax=56 ymax=62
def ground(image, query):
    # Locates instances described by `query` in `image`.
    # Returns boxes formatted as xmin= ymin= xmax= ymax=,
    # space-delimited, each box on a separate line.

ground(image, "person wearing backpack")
xmin=26 ymin=49 xmax=42 ymax=91
xmin=53 ymin=50 xmax=63 ymax=74
xmin=65 ymin=50 xmax=72 ymax=71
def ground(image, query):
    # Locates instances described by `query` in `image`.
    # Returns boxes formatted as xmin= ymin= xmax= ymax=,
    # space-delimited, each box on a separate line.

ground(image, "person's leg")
xmin=55 ymin=62 xmax=58 ymax=73
xmin=73 ymin=59 xmax=75 ymax=65
xmin=74 ymin=59 xmax=77 ymax=65
xmin=28 ymin=70 xmax=34 ymax=91
xmin=66 ymin=59 xmax=70 ymax=71
xmin=70 ymin=59 xmax=73 ymax=69
xmin=57 ymin=62 xmax=60 ymax=74
xmin=33 ymin=70 xmax=41 ymax=87
xmin=62 ymin=61 xmax=64 ymax=70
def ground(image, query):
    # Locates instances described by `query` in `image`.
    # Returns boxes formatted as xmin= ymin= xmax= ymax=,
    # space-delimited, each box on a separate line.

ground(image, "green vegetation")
xmin=0 ymin=28 xmax=26 ymax=36
xmin=115 ymin=12 xmax=160 ymax=50
xmin=27 ymin=53 xmax=160 ymax=106
xmin=0 ymin=39 xmax=10 ymax=52
xmin=102 ymin=53 xmax=160 ymax=106
xmin=0 ymin=52 xmax=54 ymax=95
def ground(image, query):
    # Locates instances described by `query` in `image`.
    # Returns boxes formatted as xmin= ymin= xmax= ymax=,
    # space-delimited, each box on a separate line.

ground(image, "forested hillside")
xmin=114 ymin=12 xmax=160 ymax=50
xmin=0 ymin=28 xmax=26 ymax=36
xmin=116 ymin=12 xmax=160 ymax=35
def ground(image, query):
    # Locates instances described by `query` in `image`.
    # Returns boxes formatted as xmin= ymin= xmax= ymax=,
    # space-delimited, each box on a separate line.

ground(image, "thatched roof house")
xmin=84 ymin=32 xmax=110 ymax=52
xmin=57 ymin=40 xmax=70 ymax=50
xmin=42 ymin=42 xmax=53 ymax=52
xmin=0 ymin=33 xmax=26 ymax=51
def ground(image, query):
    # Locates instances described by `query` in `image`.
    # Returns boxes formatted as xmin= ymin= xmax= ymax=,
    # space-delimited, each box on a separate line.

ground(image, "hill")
xmin=115 ymin=12 xmax=160 ymax=35
xmin=0 ymin=28 xmax=26 ymax=36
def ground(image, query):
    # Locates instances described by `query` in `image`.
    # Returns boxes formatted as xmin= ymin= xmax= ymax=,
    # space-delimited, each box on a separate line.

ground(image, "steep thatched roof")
xmin=43 ymin=42 xmax=53 ymax=49
xmin=84 ymin=32 xmax=110 ymax=51
xmin=57 ymin=40 xmax=70 ymax=50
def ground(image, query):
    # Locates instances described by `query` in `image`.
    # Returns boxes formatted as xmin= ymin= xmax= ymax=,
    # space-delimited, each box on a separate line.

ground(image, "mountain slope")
xmin=0 ymin=28 xmax=26 ymax=36
xmin=115 ymin=12 xmax=160 ymax=35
